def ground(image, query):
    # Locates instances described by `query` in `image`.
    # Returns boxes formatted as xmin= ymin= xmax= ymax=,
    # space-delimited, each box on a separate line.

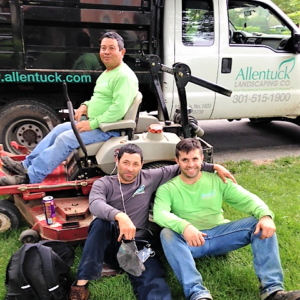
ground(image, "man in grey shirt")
xmin=68 ymin=143 xmax=235 ymax=300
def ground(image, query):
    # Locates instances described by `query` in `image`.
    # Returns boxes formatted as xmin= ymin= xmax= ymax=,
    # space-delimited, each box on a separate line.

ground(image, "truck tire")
xmin=0 ymin=100 xmax=61 ymax=153
xmin=0 ymin=200 xmax=22 ymax=232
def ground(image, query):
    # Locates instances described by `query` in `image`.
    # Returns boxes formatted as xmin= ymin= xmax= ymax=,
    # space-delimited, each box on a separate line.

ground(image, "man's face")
xmin=117 ymin=153 xmax=143 ymax=184
xmin=176 ymin=149 xmax=203 ymax=180
xmin=100 ymin=38 xmax=125 ymax=71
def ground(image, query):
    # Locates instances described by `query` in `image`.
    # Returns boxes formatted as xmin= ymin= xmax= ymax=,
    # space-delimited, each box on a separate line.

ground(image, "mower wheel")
xmin=0 ymin=200 xmax=22 ymax=232
xmin=20 ymin=229 xmax=40 ymax=244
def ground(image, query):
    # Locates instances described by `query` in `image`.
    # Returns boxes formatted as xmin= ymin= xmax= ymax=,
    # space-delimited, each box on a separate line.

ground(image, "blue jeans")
xmin=77 ymin=218 xmax=172 ymax=300
xmin=23 ymin=122 xmax=119 ymax=183
xmin=160 ymin=217 xmax=284 ymax=300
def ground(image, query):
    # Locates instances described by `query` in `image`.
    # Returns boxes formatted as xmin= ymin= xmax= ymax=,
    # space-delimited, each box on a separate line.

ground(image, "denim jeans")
xmin=23 ymin=122 xmax=119 ymax=183
xmin=160 ymin=216 xmax=284 ymax=300
xmin=77 ymin=218 xmax=172 ymax=300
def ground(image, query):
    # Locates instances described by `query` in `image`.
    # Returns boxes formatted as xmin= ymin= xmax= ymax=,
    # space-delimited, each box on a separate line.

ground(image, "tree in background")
xmin=272 ymin=0 xmax=300 ymax=25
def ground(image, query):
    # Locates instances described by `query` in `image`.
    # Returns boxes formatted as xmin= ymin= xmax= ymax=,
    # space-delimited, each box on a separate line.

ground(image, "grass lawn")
xmin=1 ymin=156 xmax=300 ymax=300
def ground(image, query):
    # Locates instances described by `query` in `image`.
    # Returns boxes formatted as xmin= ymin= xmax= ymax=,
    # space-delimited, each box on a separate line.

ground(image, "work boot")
xmin=0 ymin=174 xmax=29 ymax=186
xmin=266 ymin=290 xmax=300 ymax=300
xmin=1 ymin=156 xmax=26 ymax=175
xmin=102 ymin=262 xmax=121 ymax=277
xmin=68 ymin=283 xmax=90 ymax=300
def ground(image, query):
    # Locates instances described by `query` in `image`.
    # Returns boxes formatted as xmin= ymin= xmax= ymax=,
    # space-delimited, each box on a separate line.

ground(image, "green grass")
xmin=1 ymin=157 xmax=300 ymax=300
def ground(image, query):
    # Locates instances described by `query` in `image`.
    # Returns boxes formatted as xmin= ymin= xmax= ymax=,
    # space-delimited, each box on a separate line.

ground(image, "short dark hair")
xmin=118 ymin=144 xmax=143 ymax=162
xmin=175 ymin=138 xmax=203 ymax=158
xmin=100 ymin=32 xmax=124 ymax=50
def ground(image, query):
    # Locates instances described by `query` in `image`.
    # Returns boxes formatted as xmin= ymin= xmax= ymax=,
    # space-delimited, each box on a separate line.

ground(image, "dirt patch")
xmin=252 ymin=159 xmax=274 ymax=166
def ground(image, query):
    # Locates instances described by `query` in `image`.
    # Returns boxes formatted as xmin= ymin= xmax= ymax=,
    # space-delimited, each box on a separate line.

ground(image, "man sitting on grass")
xmin=153 ymin=138 xmax=300 ymax=300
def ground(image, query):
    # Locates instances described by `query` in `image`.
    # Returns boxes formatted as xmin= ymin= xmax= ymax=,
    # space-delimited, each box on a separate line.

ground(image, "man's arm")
xmin=153 ymin=183 xmax=190 ymax=234
xmin=115 ymin=212 xmax=136 ymax=241
xmin=74 ymin=104 xmax=88 ymax=123
xmin=254 ymin=215 xmax=276 ymax=239
xmin=155 ymin=163 xmax=236 ymax=187
xmin=90 ymin=75 xmax=137 ymax=129
xmin=153 ymin=182 xmax=208 ymax=246
xmin=89 ymin=178 xmax=121 ymax=221
xmin=89 ymin=178 xmax=137 ymax=241
xmin=202 ymin=162 xmax=237 ymax=184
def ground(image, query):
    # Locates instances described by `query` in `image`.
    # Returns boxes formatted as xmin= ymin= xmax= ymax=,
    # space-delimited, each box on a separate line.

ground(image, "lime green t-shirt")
xmin=83 ymin=62 xmax=138 ymax=130
xmin=153 ymin=172 xmax=274 ymax=234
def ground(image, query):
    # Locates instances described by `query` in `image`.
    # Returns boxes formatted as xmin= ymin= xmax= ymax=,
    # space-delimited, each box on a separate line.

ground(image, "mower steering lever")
xmin=145 ymin=54 xmax=232 ymax=138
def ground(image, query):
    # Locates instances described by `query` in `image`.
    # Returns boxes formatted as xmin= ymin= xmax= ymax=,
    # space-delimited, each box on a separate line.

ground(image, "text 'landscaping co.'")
xmin=0 ymin=72 xmax=92 ymax=83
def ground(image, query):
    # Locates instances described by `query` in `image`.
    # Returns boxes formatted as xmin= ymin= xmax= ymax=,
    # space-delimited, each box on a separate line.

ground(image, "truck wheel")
xmin=0 ymin=100 xmax=61 ymax=154
xmin=20 ymin=229 xmax=40 ymax=244
xmin=0 ymin=200 xmax=22 ymax=232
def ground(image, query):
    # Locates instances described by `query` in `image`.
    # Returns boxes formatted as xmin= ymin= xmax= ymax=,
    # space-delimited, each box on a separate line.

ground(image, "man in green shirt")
xmin=0 ymin=32 xmax=138 ymax=185
xmin=153 ymin=138 xmax=300 ymax=300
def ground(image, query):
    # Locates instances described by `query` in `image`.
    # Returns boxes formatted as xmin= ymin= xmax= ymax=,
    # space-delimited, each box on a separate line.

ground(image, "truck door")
xmin=214 ymin=0 xmax=300 ymax=120
xmin=163 ymin=0 xmax=219 ymax=120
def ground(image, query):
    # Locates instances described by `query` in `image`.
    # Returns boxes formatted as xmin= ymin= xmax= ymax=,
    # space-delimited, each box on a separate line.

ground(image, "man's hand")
xmin=214 ymin=164 xmax=237 ymax=184
xmin=76 ymin=120 xmax=92 ymax=132
xmin=254 ymin=216 xmax=276 ymax=239
xmin=183 ymin=224 xmax=207 ymax=247
xmin=115 ymin=212 xmax=136 ymax=242
xmin=74 ymin=104 xmax=88 ymax=123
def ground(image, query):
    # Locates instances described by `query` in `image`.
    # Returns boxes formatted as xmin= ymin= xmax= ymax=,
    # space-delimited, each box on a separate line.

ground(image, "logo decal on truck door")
xmin=234 ymin=57 xmax=295 ymax=91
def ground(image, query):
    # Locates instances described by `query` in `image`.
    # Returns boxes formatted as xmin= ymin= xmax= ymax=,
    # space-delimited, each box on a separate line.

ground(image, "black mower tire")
xmin=0 ymin=200 xmax=22 ymax=232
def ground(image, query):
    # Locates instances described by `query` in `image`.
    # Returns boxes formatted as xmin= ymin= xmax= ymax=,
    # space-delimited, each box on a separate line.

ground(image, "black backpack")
xmin=5 ymin=240 xmax=75 ymax=300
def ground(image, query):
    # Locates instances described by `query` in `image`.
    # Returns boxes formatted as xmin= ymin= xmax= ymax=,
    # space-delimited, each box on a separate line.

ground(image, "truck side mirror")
xmin=293 ymin=33 xmax=300 ymax=53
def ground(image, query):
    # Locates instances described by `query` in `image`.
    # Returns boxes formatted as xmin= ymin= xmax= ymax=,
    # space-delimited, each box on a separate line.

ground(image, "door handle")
xmin=221 ymin=58 xmax=232 ymax=73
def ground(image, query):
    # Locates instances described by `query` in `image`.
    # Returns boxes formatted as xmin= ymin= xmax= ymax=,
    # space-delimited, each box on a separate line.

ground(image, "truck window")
xmin=182 ymin=0 xmax=214 ymax=46
xmin=228 ymin=1 xmax=292 ymax=51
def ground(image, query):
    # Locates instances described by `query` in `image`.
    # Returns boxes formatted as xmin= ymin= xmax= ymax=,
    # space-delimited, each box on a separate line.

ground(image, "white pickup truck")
xmin=162 ymin=0 xmax=300 ymax=125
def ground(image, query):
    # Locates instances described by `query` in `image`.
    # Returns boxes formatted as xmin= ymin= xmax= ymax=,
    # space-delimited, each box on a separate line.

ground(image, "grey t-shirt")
xmin=89 ymin=163 xmax=214 ymax=237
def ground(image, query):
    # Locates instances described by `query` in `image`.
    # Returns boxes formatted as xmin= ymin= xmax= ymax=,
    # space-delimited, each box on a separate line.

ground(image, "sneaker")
xmin=0 ymin=174 xmax=29 ymax=186
xmin=1 ymin=156 xmax=26 ymax=175
xmin=68 ymin=284 xmax=90 ymax=300
xmin=266 ymin=290 xmax=300 ymax=300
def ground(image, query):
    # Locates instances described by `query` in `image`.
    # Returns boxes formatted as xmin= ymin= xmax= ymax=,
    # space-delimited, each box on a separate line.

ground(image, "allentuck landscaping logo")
xmin=234 ymin=57 xmax=295 ymax=91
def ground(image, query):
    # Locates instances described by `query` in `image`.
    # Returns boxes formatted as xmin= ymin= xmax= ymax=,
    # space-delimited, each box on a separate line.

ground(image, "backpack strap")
xmin=38 ymin=244 xmax=66 ymax=299
xmin=18 ymin=244 xmax=40 ymax=299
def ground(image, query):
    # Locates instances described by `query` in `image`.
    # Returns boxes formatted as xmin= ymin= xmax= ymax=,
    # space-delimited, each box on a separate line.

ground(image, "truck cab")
xmin=163 ymin=0 xmax=300 ymax=123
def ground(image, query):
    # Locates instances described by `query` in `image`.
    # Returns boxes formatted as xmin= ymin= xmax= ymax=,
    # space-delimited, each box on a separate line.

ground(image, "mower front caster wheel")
xmin=20 ymin=229 xmax=40 ymax=244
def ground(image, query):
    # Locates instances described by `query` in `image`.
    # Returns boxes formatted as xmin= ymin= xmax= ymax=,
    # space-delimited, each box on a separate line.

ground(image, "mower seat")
xmin=78 ymin=91 xmax=143 ymax=157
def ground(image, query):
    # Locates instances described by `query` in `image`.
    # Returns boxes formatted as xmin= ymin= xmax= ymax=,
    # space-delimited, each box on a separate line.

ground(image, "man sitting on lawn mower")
xmin=0 ymin=31 xmax=138 ymax=186
xmin=67 ymin=143 xmax=236 ymax=300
